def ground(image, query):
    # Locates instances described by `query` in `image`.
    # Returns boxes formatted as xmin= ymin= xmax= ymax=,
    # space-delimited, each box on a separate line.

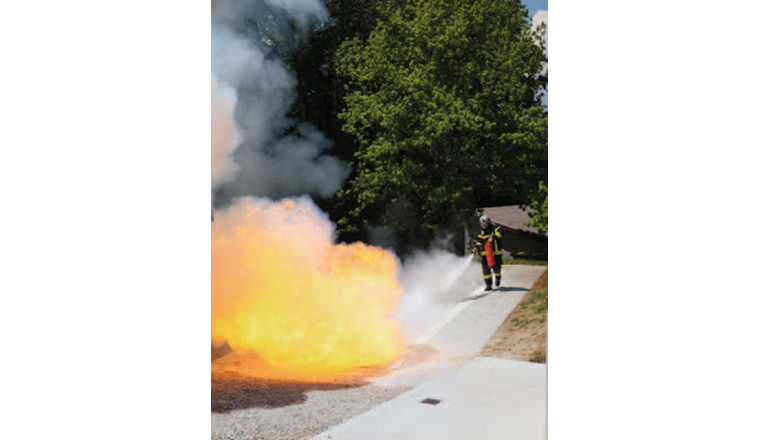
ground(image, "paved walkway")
xmin=312 ymin=265 xmax=547 ymax=440
xmin=312 ymin=358 xmax=546 ymax=440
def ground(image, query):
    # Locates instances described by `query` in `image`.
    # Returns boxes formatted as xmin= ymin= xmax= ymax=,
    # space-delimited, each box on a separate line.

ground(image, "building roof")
xmin=480 ymin=205 xmax=544 ymax=235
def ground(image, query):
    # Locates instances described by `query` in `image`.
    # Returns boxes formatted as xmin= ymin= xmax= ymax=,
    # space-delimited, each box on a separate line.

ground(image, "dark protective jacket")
xmin=473 ymin=224 xmax=503 ymax=257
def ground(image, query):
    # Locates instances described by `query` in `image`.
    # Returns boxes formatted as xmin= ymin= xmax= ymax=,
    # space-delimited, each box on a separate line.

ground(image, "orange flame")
xmin=211 ymin=197 xmax=405 ymax=380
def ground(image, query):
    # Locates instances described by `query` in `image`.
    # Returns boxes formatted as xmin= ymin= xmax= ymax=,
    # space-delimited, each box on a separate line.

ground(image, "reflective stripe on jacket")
xmin=474 ymin=225 xmax=503 ymax=256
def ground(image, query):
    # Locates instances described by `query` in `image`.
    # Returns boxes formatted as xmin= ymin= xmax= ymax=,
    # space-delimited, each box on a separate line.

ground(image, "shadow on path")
xmin=211 ymin=371 xmax=365 ymax=413
xmin=462 ymin=286 xmax=529 ymax=302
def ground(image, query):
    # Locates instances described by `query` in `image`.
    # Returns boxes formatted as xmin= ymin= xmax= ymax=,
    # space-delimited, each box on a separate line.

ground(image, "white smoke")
xmin=211 ymin=72 xmax=242 ymax=198
xmin=394 ymin=251 xmax=479 ymax=340
xmin=210 ymin=0 xmax=348 ymax=204
xmin=263 ymin=0 xmax=328 ymax=25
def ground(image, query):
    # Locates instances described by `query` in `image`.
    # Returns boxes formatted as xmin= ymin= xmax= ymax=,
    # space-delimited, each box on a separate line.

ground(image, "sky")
xmin=523 ymin=0 xmax=548 ymax=17
xmin=524 ymin=0 xmax=548 ymax=106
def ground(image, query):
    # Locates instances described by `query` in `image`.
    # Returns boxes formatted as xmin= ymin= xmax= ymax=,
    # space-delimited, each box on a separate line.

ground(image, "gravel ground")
xmin=211 ymin=371 xmax=411 ymax=440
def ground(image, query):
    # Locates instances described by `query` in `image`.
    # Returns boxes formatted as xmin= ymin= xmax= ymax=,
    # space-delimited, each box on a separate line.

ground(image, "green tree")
xmin=286 ymin=0 xmax=383 ymax=163
xmin=526 ymin=181 xmax=548 ymax=234
xmin=335 ymin=0 xmax=548 ymax=251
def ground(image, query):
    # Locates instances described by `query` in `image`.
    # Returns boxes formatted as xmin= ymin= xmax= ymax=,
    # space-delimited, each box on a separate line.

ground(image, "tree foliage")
xmin=334 ymin=0 xmax=548 ymax=251
xmin=526 ymin=181 xmax=548 ymax=234
xmin=286 ymin=0 xmax=383 ymax=162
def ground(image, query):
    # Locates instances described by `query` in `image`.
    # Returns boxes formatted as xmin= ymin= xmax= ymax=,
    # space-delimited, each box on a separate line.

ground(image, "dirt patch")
xmin=480 ymin=269 xmax=548 ymax=363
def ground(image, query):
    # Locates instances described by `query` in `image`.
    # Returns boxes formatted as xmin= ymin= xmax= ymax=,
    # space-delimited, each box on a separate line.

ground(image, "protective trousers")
xmin=481 ymin=254 xmax=502 ymax=288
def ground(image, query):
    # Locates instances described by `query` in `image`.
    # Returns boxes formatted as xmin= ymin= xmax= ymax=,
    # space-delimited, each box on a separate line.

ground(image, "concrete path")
xmin=372 ymin=264 xmax=545 ymax=388
xmin=312 ymin=358 xmax=546 ymax=440
xmin=312 ymin=265 xmax=547 ymax=440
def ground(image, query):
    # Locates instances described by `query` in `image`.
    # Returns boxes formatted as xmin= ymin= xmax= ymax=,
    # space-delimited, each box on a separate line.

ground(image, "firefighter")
xmin=472 ymin=215 xmax=503 ymax=291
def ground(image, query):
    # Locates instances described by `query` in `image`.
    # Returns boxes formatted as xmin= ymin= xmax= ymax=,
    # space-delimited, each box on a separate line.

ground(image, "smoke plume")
xmin=210 ymin=0 xmax=404 ymax=379
xmin=394 ymin=250 xmax=479 ymax=340
xmin=210 ymin=0 xmax=348 ymax=205
xmin=211 ymin=72 xmax=242 ymax=197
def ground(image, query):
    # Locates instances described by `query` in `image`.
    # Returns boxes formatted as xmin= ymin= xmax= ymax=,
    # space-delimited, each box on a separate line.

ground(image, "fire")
xmin=211 ymin=196 xmax=405 ymax=380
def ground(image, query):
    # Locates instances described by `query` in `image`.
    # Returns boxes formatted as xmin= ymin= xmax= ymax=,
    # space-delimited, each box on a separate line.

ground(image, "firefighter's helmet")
xmin=479 ymin=215 xmax=491 ymax=228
